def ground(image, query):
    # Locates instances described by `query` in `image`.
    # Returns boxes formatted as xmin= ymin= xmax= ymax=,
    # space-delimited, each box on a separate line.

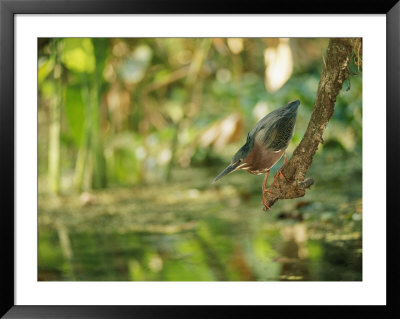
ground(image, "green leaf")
xmin=62 ymin=38 xmax=95 ymax=73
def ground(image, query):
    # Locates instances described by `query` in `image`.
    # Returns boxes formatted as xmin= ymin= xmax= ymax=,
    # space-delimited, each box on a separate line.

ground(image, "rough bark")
xmin=263 ymin=38 xmax=361 ymax=211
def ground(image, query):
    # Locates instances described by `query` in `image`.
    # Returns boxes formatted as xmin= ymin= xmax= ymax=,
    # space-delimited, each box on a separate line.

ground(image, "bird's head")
xmin=212 ymin=143 xmax=250 ymax=184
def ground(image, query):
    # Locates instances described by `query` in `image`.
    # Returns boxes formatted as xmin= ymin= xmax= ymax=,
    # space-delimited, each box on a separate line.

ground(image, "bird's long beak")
xmin=212 ymin=161 xmax=242 ymax=184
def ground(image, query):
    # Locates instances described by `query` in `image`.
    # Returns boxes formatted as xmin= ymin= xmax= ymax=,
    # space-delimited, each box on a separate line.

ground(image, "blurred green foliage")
xmin=38 ymin=38 xmax=362 ymax=281
xmin=38 ymin=37 xmax=362 ymax=192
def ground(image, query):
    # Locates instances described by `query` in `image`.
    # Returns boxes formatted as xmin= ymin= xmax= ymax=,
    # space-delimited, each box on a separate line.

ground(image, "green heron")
xmin=213 ymin=100 xmax=300 ymax=210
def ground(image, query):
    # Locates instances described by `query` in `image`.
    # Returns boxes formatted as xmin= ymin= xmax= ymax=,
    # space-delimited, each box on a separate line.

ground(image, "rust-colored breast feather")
xmin=243 ymin=141 xmax=284 ymax=175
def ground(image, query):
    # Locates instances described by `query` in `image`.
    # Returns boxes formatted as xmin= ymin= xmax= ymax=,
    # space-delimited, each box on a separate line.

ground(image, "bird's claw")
xmin=262 ymin=193 xmax=269 ymax=211
xmin=272 ymin=172 xmax=281 ymax=191
xmin=262 ymin=199 xmax=270 ymax=211
xmin=283 ymin=153 xmax=289 ymax=165
xmin=278 ymin=169 xmax=290 ymax=183
xmin=262 ymin=188 xmax=277 ymax=211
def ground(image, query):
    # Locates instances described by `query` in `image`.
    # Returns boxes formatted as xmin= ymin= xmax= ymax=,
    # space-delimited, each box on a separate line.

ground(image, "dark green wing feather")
xmin=247 ymin=100 xmax=299 ymax=151
xmin=253 ymin=114 xmax=296 ymax=151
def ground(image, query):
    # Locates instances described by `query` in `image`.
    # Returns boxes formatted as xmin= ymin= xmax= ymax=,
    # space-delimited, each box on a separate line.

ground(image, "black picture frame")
xmin=1 ymin=0 xmax=399 ymax=318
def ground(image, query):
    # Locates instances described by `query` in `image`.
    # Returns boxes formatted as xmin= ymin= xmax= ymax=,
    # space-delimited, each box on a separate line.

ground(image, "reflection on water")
xmin=38 ymin=153 xmax=362 ymax=281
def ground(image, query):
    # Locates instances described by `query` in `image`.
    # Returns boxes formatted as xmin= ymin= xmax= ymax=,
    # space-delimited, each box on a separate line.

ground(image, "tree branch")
xmin=263 ymin=38 xmax=360 ymax=211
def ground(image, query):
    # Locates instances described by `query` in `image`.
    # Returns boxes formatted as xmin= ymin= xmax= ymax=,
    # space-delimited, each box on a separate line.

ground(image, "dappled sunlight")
xmin=199 ymin=113 xmax=244 ymax=151
xmin=38 ymin=38 xmax=362 ymax=281
xmin=264 ymin=38 xmax=293 ymax=92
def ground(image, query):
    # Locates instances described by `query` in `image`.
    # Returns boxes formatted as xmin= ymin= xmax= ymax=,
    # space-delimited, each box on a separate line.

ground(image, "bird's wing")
xmin=254 ymin=115 xmax=296 ymax=151
xmin=269 ymin=115 xmax=297 ymax=150
xmin=254 ymin=121 xmax=279 ymax=150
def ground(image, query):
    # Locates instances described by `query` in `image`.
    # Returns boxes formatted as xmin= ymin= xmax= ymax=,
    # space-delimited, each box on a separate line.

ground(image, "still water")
xmin=38 ymin=152 xmax=362 ymax=281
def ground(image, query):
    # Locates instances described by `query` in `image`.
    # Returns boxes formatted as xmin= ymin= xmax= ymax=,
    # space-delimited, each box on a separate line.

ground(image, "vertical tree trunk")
xmin=74 ymin=77 xmax=91 ymax=192
xmin=48 ymin=40 xmax=62 ymax=195
xmin=91 ymin=39 xmax=108 ymax=189
xmin=48 ymin=90 xmax=61 ymax=194
xmin=73 ymin=39 xmax=108 ymax=191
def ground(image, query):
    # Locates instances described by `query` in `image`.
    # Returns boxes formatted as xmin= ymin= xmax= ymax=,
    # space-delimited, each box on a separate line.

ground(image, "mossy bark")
xmin=263 ymin=38 xmax=361 ymax=210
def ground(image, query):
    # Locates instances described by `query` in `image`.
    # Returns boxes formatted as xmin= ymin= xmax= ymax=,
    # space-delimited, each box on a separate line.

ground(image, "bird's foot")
xmin=274 ymin=155 xmax=290 ymax=186
xmin=261 ymin=171 xmax=271 ymax=211
xmin=272 ymin=168 xmax=290 ymax=190
xmin=262 ymin=191 xmax=270 ymax=211
xmin=283 ymin=153 xmax=289 ymax=165
xmin=281 ymin=169 xmax=290 ymax=183
xmin=262 ymin=188 xmax=277 ymax=211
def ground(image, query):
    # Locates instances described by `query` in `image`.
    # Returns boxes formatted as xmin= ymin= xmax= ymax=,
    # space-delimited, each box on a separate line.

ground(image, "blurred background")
xmin=38 ymin=38 xmax=362 ymax=281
